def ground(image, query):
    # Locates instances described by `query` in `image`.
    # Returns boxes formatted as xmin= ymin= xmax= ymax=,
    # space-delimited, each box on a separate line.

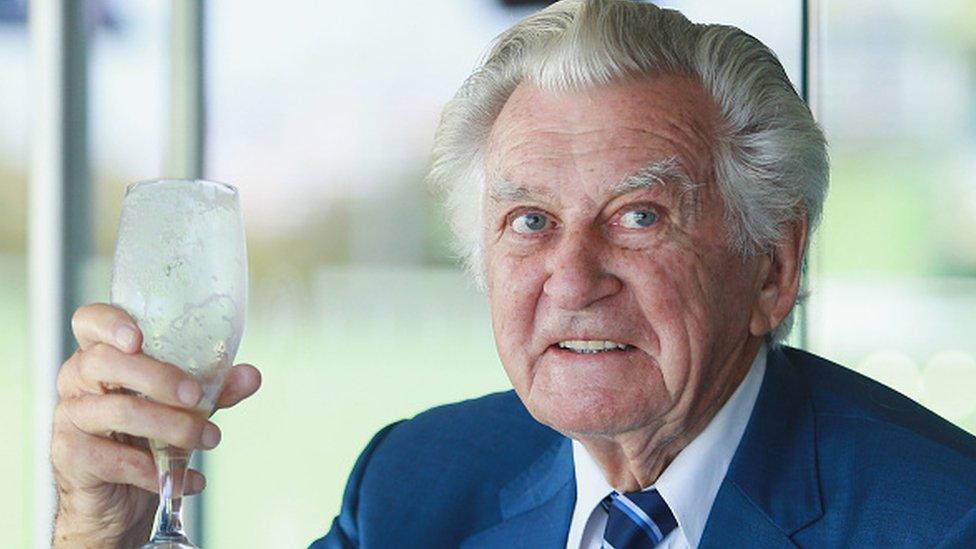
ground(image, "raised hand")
xmin=51 ymin=303 xmax=261 ymax=548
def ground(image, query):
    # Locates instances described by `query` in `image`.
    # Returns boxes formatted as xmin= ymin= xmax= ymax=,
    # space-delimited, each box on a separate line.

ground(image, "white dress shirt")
xmin=565 ymin=344 xmax=768 ymax=549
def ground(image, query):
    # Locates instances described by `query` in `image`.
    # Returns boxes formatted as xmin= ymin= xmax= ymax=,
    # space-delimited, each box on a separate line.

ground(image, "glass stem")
xmin=150 ymin=446 xmax=192 ymax=543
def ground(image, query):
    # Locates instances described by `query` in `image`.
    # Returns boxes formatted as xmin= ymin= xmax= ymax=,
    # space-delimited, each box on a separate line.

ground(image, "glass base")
xmin=140 ymin=536 xmax=198 ymax=549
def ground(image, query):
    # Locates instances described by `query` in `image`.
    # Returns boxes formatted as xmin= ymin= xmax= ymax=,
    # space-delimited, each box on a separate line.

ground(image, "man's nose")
xmin=543 ymin=231 xmax=622 ymax=311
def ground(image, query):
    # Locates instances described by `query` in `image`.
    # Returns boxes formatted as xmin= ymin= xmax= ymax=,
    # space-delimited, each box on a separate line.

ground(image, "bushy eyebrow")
xmin=609 ymin=157 xmax=695 ymax=195
xmin=610 ymin=156 xmax=702 ymax=222
xmin=487 ymin=180 xmax=556 ymax=204
xmin=487 ymin=156 xmax=702 ymax=222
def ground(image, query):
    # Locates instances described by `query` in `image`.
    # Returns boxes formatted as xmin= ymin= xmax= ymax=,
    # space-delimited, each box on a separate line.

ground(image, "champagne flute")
xmin=111 ymin=179 xmax=247 ymax=548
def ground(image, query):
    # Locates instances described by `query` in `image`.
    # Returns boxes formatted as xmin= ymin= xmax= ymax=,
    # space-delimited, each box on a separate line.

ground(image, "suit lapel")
xmin=701 ymin=346 xmax=823 ymax=547
xmin=461 ymin=437 xmax=575 ymax=549
xmin=699 ymin=481 xmax=799 ymax=549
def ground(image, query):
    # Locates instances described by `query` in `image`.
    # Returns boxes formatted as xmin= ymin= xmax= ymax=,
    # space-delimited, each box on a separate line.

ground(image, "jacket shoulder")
xmin=783 ymin=346 xmax=976 ymax=460
xmin=313 ymin=390 xmax=562 ymax=548
xmin=781 ymin=347 xmax=976 ymax=545
xmin=366 ymin=390 xmax=563 ymax=500
xmin=380 ymin=390 xmax=559 ymax=457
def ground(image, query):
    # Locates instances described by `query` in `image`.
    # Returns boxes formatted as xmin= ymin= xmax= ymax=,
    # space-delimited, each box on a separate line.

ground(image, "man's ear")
xmin=749 ymin=213 xmax=809 ymax=337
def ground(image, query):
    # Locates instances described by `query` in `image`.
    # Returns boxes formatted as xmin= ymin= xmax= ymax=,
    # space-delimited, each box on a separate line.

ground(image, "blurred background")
xmin=2 ymin=0 xmax=975 ymax=547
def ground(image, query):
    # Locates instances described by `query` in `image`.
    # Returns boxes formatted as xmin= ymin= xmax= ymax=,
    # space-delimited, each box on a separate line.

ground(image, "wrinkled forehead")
xmin=484 ymin=75 xmax=720 ymax=196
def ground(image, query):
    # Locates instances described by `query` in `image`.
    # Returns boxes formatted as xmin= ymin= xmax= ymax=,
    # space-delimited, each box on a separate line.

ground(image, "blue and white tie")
xmin=601 ymin=489 xmax=678 ymax=549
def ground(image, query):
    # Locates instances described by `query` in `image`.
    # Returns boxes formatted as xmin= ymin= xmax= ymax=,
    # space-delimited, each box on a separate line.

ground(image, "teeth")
xmin=557 ymin=340 xmax=631 ymax=354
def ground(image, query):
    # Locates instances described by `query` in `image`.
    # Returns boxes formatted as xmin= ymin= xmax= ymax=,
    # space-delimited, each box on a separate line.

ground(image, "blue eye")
xmin=620 ymin=208 xmax=659 ymax=229
xmin=512 ymin=212 xmax=550 ymax=234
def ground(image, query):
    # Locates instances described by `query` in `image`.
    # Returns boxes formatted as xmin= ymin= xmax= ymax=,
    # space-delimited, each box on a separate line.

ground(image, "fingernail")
xmin=178 ymin=380 xmax=202 ymax=406
xmin=116 ymin=324 xmax=137 ymax=351
xmin=192 ymin=474 xmax=206 ymax=492
xmin=201 ymin=423 xmax=221 ymax=449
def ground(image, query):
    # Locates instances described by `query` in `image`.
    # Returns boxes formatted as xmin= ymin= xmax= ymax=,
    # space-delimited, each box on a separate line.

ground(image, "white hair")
xmin=427 ymin=0 xmax=829 ymax=345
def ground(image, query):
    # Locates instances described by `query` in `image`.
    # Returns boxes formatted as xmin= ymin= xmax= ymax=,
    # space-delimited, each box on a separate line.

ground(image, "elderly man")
xmin=53 ymin=1 xmax=976 ymax=548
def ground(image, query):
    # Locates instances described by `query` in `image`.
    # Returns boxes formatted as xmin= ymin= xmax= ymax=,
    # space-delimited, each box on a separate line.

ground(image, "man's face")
xmin=483 ymin=75 xmax=766 ymax=439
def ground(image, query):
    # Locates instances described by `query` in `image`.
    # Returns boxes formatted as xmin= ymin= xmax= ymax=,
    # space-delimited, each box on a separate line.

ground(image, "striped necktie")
xmin=601 ymin=489 xmax=678 ymax=549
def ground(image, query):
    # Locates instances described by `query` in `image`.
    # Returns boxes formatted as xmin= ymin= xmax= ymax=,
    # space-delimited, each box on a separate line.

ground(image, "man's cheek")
xmin=498 ymin=258 xmax=548 ymax=309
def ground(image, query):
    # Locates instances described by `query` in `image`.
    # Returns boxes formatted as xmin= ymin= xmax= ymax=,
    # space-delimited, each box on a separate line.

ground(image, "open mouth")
xmin=554 ymin=340 xmax=634 ymax=354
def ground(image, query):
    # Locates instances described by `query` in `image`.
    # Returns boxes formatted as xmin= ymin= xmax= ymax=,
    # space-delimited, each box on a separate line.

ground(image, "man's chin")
xmin=524 ymin=389 xmax=658 ymax=439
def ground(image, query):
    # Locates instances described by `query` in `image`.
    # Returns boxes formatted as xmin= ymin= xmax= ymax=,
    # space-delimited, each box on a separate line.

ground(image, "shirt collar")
xmin=569 ymin=343 xmax=768 ymax=548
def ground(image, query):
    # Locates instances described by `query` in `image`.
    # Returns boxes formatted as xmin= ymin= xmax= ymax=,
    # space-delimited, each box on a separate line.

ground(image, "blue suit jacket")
xmin=310 ymin=347 xmax=976 ymax=548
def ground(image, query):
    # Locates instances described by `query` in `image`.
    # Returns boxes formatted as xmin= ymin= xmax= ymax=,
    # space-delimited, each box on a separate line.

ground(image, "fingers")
xmin=215 ymin=363 xmax=262 ymax=409
xmin=62 ymin=343 xmax=202 ymax=407
xmin=52 ymin=428 xmax=159 ymax=493
xmin=71 ymin=303 xmax=142 ymax=354
xmin=56 ymin=350 xmax=86 ymax=400
xmin=60 ymin=393 xmax=221 ymax=451
xmin=51 ymin=424 xmax=208 ymax=496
